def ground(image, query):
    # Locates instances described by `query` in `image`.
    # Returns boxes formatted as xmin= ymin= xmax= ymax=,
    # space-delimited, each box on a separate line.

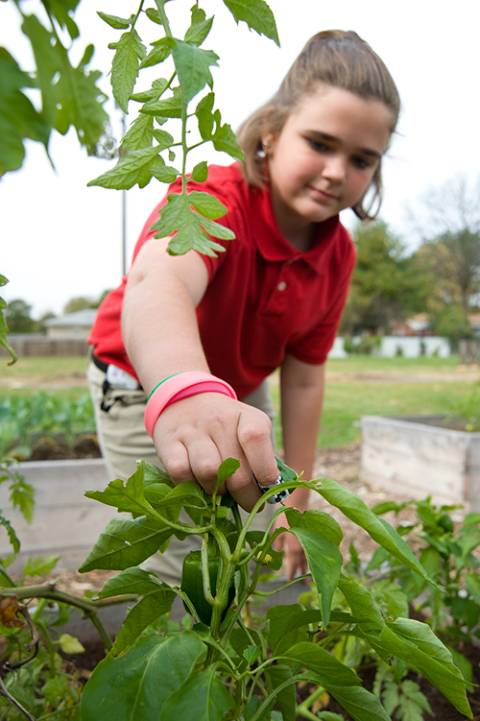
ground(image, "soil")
xmin=28 ymin=433 xmax=101 ymax=460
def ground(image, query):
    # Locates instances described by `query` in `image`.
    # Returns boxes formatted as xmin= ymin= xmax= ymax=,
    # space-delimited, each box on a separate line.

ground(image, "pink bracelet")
xmin=144 ymin=371 xmax=237 ymax=437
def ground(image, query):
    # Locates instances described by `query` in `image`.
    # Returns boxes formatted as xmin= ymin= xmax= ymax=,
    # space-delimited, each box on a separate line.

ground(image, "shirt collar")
xmin=249 ymin=183 xmax=341 ymax=270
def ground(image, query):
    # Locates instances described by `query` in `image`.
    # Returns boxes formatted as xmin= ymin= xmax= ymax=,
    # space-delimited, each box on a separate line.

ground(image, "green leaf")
xmin=191 ymin=161 xmax=209 ymax=182
xmin=140 ymin=38 xmax=173 ymax=69
xmin=282 ymin=641 xmax=361 ymax=687
xmin=316 ymin=479 xmax=434 ymax=586
xmin=112 ymin=588 xmax=175 ymax=655
xmin=267 ymin=604 xmax=322 ymax=654
xmin=85 ymin=463 xmax=157 ymax=515
xmin=185 ymin=7 xmax=214 ymax=46
xmin=111 ymin=30 xmax=146 ymax=112
xmin=212 ymin=122 xmax=243 ymax=160
xmin=172 ymin=41 xmax=219 ymax=103
xmin=88 ymin=147 xmax=176 ymax=190
xmin=131 ymin=78 xmax=170 ymax=102
xmin=152 ymin=193 xmax=232 ymax=256
xmin=53 ymin=50 xmax=108 ymax=153
xmin=0 ymin=513 xmax=20 ymax=554
xmin=265 ymin=666 xmax=296 ymax=721
xmin=222 ymin=0 xmax=280 ymax=45
xmin=9 ymin=476 xmax=35 ymax=523
xmin=120 ymin=114 xmax=154 ymax=151
xmin=384 ymin=618 xmax=473 ymax=717
xmin=79 ymin=516 xmax=174 ymax=572
xmin=196 ymin=93 xmax=215 ymax=140
xmin=326 ymin=685 xmax=391 ymax=721
xmin=217 ymin=458 xmax=241 ymax=484
xmin=97 ymin=12 xmax=131 ymax=30
xmin=152 ymin=129 xmax=175 ymax=149
xmin=21 ymin=14 xmax=59 ymax=124
xmin=189 ymin=191 xmax=228 ymax=220
xmin=97 ymin=567 xmax=166 ymax=599
xmin=58 ymin=633 xmax=85 ymax=654
xmin=317 ymin=714 xmax=346 ymax=721
xmin=285 ymin=509 xmax=343 ymax=625
xmin=141 ymin=96 xmax=183 ymax=118
xmin=159 ymin=667 xmax=235 ymax=721
xmin=23 ymin=555 xmax=59 ymax=577
xmin=145 ymin=481 xmax=207 ymax=510
xmin=80 ymin=633 xmax=206 ymax=720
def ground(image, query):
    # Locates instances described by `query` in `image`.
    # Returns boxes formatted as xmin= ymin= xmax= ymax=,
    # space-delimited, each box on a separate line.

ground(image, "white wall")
xmin=329 ymin=336 xmax=450 ymax=359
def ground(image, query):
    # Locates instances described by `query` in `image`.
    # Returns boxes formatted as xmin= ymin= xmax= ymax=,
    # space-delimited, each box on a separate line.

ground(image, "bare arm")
xmin=275 ymin=354 xmax=326 ymax=577
xmin=122 ymin=238 xmax=279 ymax=510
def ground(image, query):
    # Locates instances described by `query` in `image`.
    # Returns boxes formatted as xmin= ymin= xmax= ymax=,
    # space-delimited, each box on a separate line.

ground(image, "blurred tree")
xmin=63 ymin=296 xmax=97 ymax=314
xmin=340 ymin=220 xmax=429 ymax=335
xmin=409 ymin=175 xmax=480 ymax=336
xmin=5 ymin=298 xmax=38 ymax=333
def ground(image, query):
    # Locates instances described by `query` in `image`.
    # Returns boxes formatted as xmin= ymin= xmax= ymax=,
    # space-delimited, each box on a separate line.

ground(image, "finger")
xmin=156 ymin=440 xmax=194 ymax=485
xmin=212 ymin=430 xmax=263 ymax=511
xmin=237 ymin=410 xmax=279 ymax=488
xmin=186 ymin=439 xmax=223 ymax=495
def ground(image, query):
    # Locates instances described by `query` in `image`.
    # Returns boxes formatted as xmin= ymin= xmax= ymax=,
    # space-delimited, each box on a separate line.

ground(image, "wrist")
xmin=144 ymin=370 xmax=237 ymax=437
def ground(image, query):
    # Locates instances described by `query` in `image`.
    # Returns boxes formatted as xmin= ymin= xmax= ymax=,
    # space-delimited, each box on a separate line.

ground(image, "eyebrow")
xmin=308 ymin=131 xmax=382 ymax=159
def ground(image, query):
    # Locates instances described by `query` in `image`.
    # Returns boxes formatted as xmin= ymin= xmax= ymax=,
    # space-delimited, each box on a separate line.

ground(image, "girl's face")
xmin=265 ymin=83 xmax=394 ymax=247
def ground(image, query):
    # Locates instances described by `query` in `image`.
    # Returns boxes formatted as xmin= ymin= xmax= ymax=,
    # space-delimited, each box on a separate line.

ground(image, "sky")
xmin=2 ymin=0 xmax=480 ymax=318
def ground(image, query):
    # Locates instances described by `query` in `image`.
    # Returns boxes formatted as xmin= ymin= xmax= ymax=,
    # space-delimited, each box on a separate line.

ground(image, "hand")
xmin=273 ymin=513 xmax=307 ymax=580
xmin=152 ymin=392 xmax=280 ymax=511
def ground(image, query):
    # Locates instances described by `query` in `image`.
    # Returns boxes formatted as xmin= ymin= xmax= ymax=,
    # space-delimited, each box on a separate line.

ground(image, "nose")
xmin=322 ymin=154 xmax=347 ymax=184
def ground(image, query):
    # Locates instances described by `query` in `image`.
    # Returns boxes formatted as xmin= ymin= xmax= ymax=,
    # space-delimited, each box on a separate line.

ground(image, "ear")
xmin=261 ymin=133 xmax=275 ymax=155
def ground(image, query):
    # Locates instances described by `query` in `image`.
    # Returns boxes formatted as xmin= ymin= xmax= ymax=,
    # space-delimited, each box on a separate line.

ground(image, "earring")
xmin=256 ymin=145 xmax=267 ymax=159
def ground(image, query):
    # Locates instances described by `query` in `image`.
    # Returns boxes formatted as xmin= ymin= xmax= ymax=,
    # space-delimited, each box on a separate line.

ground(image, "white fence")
xmin=330 ymin=336 xmax=451 ymax=359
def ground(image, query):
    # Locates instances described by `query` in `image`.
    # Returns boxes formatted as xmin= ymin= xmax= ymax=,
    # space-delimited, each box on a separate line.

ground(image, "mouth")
xmin=307 ymin=186 xmax=339 ymax=202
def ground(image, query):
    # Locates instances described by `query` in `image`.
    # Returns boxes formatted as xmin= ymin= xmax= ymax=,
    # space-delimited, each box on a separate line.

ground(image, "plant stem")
xmin=253 ymin=574 xmax=310 ymax=596
xmin=0 ymin=677 xmax=35 ymax=721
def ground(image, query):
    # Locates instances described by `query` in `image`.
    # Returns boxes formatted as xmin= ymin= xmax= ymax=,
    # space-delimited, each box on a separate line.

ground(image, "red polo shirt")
xmin=89 ymin=164 xmax=355 ymax=399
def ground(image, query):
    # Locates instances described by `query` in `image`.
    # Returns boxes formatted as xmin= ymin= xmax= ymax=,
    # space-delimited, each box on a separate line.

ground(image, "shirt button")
xmin=277 ymin=281 xmax=287 ymax=291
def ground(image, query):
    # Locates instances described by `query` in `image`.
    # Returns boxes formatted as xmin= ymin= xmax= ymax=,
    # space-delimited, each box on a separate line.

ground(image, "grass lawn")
xmin=2 ymin=354 xmax=479 ymax=450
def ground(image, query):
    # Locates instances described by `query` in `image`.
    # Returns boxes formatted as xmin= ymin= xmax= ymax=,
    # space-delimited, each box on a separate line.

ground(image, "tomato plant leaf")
xmin=217 ymin=458 xmax=241 ymax=484
xmin=159 ymin=667 xmax=235 ymax=721
xmin=140 ymin=38 xmax=173 ymax=69
xmin=97 ymin=12 xmax=131 ymax=30
xmin=196 ymin=93 xmax=215 ymax=139
xmin=88 ymin=147 xmax=176 ymax=190
xmin=212 ymin=121 xmax=243 ymax=159
xmin=120 ymin=114 xmax=154 ymax=151
xmin=185 ymin=7 xmax=214 ymax=46
xmin=222 ymin=0 xmax=280 ymax=45
xmin=23 ymin=555 xmax=59 ymax=577
xmin=189 ymin=191 xmax=228 ymax=219
xmin=0 ymin=513 xmax=20 ymax=554
xmin=285 ymin=509 xmax=343 ymax=625
xmin=111 ymin=30 xmax=146 ymax=112
xmin=141 ymin=95 xmax=183 ymax=118
xmin=191 ymin=161 xmax=209 ymax=182
xmin=80 ymin=633 xmax=205 ymax=720
xmin=79 ymin=516 xmax=174 ymax=572
xmin=172 ymin=41 xmax=219 ymax=103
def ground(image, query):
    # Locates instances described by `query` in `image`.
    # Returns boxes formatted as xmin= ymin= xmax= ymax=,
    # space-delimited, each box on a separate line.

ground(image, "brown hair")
xmin=237 ymin=30 xmax=401 ymax=220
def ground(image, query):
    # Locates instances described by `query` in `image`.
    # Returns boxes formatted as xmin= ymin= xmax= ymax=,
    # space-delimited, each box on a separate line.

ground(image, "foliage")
xmin=335 ymin=496 xmax=480 ymax=720
xmin=343 ymin=335 xmax=381 ymax=356
xmin=341 ymin=221 xmax=428 ymax=335
xmin=429 ymin=304 xmax=474 ymax=349
xmin=0 ymin=392 xmax=95 ymax=460
xmin=4 ymin=299 xmax=39 ymax=335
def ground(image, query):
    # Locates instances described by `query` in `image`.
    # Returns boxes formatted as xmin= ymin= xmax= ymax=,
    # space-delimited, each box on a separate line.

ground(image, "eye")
xmin=352 ymin=155 xmax=375 ymax=170
xmin=306 ymin=137 xmax=330 ymax=153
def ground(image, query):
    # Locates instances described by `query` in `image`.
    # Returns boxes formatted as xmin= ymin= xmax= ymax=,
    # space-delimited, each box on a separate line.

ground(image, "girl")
xmin=88 ymin=30 xmax=400 ymax=581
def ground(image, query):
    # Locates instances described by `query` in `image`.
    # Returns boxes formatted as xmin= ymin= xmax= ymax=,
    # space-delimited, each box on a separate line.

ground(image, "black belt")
xmin=91 ymin=352 xmax=109 ymax=373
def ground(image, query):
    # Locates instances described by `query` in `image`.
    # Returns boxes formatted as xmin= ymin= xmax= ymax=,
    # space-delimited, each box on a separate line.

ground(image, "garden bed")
xmin=361 ymin=415 xmax=480 ymax=510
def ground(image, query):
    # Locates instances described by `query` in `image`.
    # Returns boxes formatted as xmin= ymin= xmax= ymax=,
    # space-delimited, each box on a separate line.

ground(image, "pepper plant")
xmin=73 ymin=459 xmax=473 ymax=721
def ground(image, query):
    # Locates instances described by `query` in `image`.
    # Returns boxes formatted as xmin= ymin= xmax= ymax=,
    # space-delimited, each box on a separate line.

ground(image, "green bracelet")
xmin=146 ymin=371 xmax=184 ymax=402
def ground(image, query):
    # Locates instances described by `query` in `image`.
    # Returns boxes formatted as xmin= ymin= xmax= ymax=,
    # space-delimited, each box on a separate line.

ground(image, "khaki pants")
xmin=87 ymin=362 xmax=275 ymax=584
